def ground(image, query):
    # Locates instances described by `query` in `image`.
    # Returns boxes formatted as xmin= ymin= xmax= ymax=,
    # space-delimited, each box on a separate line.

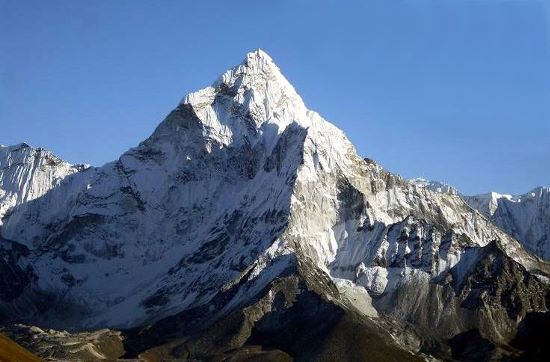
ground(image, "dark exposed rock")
xmin=124 ymin=259 xmax=422 ymax=362
xmin=455 ymin=241 xmax=547 ymax=322
xmin=336 ymin=176 xmax=365 ymax=220
xmin=510 ymin=310 xmax=550 ymax=361
xmin=0 ymin=238 xmax=35 ymax=302
xmin=448 ymin=329 xmax=497 ymax=362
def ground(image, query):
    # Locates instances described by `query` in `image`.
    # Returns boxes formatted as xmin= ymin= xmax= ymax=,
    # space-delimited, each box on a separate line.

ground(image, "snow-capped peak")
xmin=409 ymin=177 xmax=458 ymax=195
xmin=0 ymin=144 xmax=84 ymax=224
xmin=178 ymin=50 xmax=309 ymax=150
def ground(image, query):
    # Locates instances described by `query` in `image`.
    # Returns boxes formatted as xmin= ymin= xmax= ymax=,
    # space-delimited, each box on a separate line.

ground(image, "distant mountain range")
xmin=465 ymin=188 xmax=550 ymax=260
xmin=0 ymin=50 xmax=548 ymax=361
xmin=411 ymin=178 xmax=549 ymax=260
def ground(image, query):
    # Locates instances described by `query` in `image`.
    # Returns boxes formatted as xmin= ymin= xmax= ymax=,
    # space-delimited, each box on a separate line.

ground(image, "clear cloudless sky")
xmin=1 ymin=0 xmax=549 ymax=195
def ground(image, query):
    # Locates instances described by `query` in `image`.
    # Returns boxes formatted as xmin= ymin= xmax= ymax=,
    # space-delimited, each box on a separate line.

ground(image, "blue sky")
xmin=1 ymin=0 xmax=549 ymax=195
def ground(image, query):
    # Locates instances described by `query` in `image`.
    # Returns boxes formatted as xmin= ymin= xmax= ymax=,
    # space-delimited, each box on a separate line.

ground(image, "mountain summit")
xmin=0 ymin=51 xmax=548 ymax=361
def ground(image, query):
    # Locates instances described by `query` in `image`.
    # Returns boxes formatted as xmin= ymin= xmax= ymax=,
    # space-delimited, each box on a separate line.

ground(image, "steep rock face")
xmin=0 ymin=50 xmax=548 ymax=359
xmin=280 ymin=125 xmax=548 ymax=350
xmin=465 ymin=188 xmax=550 ymax=260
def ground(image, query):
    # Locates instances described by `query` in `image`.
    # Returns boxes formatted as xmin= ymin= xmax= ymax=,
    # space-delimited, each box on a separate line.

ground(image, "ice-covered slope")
xmin=1 ymin=50 xmax=314 ymax=328
xmin=1 ymin=50 xmax=548 ymax=360
xmin=0 ymin=144 xmax=84 ymax=224
xmin=465 ymin=187 xmax=550 ymax=260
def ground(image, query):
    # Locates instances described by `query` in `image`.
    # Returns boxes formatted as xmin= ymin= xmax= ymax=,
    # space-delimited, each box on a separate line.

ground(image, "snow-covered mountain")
xmin=410 ymin=178 xmax=550 ymax=261
xmin=0 ymin=50 xmax=548 ymax=361
xmin=409 ymin=177 xmax=458 ymax=195
xmin=0 ymin=143 xmax=85 ymax=224
xmin=465 ymin=187 xmax=550 ymax=260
